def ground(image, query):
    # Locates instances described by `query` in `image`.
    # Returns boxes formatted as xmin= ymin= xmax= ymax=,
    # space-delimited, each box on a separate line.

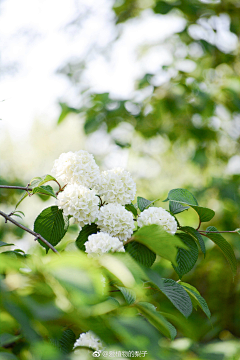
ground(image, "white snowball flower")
xmin=73 ymin=331 xmax=102 ymax=351
xmin=137 ymin=207 xmax=177 ymax=235
xmin=85 ymin=232 xmax=125 ymax=257
xmin=52 ymin=150 xmax=100 ymax=188
xmin=97 ymin=203 xmax=135 ymax=241
xmin=97 ymin=168 xmax=136 ymax=205
xmin=57 ymin=183 xmax=99 ymax=229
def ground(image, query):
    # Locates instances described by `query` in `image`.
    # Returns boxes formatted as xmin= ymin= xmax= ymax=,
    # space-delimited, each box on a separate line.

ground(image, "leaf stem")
xmin=199 ymin=230 xmax=237 ymax=234
xmin=0 ymin=210 xmax=59 ymax=254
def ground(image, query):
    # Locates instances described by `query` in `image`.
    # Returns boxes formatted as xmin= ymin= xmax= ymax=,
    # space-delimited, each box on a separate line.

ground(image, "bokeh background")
xmin=1 ymin=0 xmax=240 ymax=358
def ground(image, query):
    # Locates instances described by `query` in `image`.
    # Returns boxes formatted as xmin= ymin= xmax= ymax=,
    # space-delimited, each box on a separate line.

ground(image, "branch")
xmin=0 ymin=185 xmax=32 ymax=191
xmin=0 ymin=210 xmax=59 ymax=254
xmin=199 ymin=230 xmax=237 ymax=234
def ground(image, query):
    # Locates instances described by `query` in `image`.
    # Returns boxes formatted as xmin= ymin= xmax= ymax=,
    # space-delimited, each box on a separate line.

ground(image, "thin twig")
xmin=199 ymin=230 xmax=237 ymax=234
xmin=0 ymin=185 xmax=33 ymax=191
xmin=0 ymin=210 xmax=59 ymax=254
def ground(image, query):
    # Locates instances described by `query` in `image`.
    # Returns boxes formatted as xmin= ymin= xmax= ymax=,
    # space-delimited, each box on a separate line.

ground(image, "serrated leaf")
xmin=34 ymin=206 xmax=69 ymax=252
xmin=30 ymin=174 xmax=57 ymax=188
xmin=33 ymin=185 xmax=56 ymax=198
xmin=179 ymin=282 xmax=211 ymax=319
xmin=126 ymin=241 xmax=156 ymax=267
xmin=164 ymin=188 xmax=215 ymax=223
xmin=181 ymin=226 xmax=206 ymax=256
xmin=169 ymin=201 xmax=189 ymax=215
xmin=137 ymin=197 xmax=159 ymax=212
xmin=155 ymin=278 xmax=192 ymax=318
xmin=205 ymin=226 xmax=237 ymax=276
xmin=75 ymin=223 xmax=99 ymax=251
xmin=125 ymin=203 xmax=138 ymax=217
xmin=59 ymin=329 xmax=76 ymax=355
xmin=173 ymin=233 xmax=199 ymax=278
xmin=133 ymin=224 xmax=188 ymax=265
xmin=116 ymin=286 xmax=136 ymax=304
xmin=136 ymin=303 xmax=177 ymax=340
xmin=0 ymin=241 xmax=14 ymax=247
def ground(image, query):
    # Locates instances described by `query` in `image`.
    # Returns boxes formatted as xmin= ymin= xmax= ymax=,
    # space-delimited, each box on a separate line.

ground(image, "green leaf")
xmin=179 ymin=282 xmax=211 ymax=319
xmin=75 ymin=223 xmax=99 ymax=251
xmin=0 ymin=353 xmax=19 ymax=360
xmin=58 ymin=102 xmax=79 ymax=125
xmin=15 ymin=192 xmax=29 ymax=209
xmin=30 ymin=174 xmax=57 ymax=188
xmin=205 ymin=226 xmax=237 ymax=276
xmin=169 ymin=201 xmax=189 ymax=215
xmin=156 ymin=278 xmax=192 ymax=318
xmin=59 ymin=329 xmax=76 ymax=355
xmin=34 ymin=206 xmax=69 ymax=252
xmin=126 ymin=241 xmax=156 ymax=267
xmin=116 ymin=286 xmax=136 ymax=304
xmin=125 ymin=203 xmax=138 ymax=217
xmin=133 ymin=224 xmax=188 ymax=265
xmin=33 ymin=185 xmax=56 ymax=198
xmin=173 ymin=233 xmax=199 ymax=278
xmin=137 ymin=197 xmax=159 ymax=212
xmin=136 ymin=303 xmax=177 ymax=340
xmin=0 ymin=241 xmax=14 ymax=247
xmin=181 ymin=226 xmax=206 ymax=256
xmin=164 ymin=188 xmax=215 ymax=223
xmin=0 ymin=333 xmax=22 ymax=347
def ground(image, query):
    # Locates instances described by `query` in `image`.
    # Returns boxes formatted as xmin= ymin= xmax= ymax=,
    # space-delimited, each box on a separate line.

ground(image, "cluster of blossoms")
xmin=73 ymin=331 xmax=102 ymax=351
xmin=52 ymin=150 xmax=177 ymax=257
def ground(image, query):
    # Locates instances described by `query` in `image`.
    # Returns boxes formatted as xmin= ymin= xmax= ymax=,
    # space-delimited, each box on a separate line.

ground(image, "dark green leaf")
xmin=205 ymin=226 xmax=237 ymax=276
xmin=126 ymin=241 xmax=156 ymax=267
xmin=125 ymin=203 xmax=138 ymax=217
xmin=179 ymin=282 xmax=211 ymax=319
xmin=169 ymin=201 xmax=189 ymax=215
xmin=59 ymin=329 xmax=76 ymax=355
xmin=34 ymin=206 xmax=69 ymax=252
xmin=33 ymin=185 xmax=56 ymax=198
xmin=156 ymin=278 xmax=192 ymax=318
xmin=181 ymin=226 xmax=206 ymax=256
xmin=173 ymin=233 xmax=199 ymax=278
xmin=133 ymin=225 xmax=188 ymax=265
xmin=75 ymin=223 xmax=99 ymax=251
xmin=0 ymin=241 xmax=14 ymax=247
xmin=116 ymin=286 xmax=136 ymax=304
xmin=0 ymin=333 xmax=22 ymax=347
xmin=164 ymin=188 xmax=215 ymax=223
xmin=137 ymin=197 xmax=159 ymax=212
xmin=136 ymin=303 xmax=177 ymax=340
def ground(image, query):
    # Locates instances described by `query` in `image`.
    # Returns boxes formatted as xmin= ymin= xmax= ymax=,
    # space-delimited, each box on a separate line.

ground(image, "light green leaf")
xmin=164 ymin=188 xmax=215 ymax=223
xmin=155 ymin=278 xmax=192 ymax=318
xmin=75 ymin=223 xmax=99 ymax=251
xmin=34 ymin=206 xmax=69 ymax=252
xmin=33 ymin=185 xmax=56 ymax=198
xmin=133 ymin=224 xmax=188 ymax=265
xmin=116 ymin=286 xmax=136 ymax=304
xmin=0 ymin=241 xmax=14 ymax=247
xmin=205 ymin=226 xmax=237 ymax=276
xmin=15 ymin=192 xmax=29 ymax=209
xmin=30 ymin=174 xmax=57 ymax=188
xmin=136 ymin=303 xmax=177 ymax=340
xmin=126 ymin=241 xmax=156 ymax=267
xmin=173 ymin=233 xmax=199 ymax=278
xmin=180 ymin=226 xmax=206 ymax=256
xmin=179 ymin=282 xmax=211 ymax=319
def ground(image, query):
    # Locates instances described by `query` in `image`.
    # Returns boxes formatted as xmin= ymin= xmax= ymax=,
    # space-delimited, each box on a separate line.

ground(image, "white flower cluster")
xmin=85 ymin=232 xmax=125 ymax=257
xmin=52 ymin=150 xmax=100 ymax=188
xmin=98 ymin=168 xmax=136 ymax=205
xmin=53 ymin=150 xmax=136 ymax=255
xmin=73 ymin=331 xmax=102 ymax=351
xmin=97 ymin=203 xmax=135 ymax=242
xmin=137 ymin=207 xmax=177 ymax=235
xmin=57 ymin=183 xmax=99 ymax=229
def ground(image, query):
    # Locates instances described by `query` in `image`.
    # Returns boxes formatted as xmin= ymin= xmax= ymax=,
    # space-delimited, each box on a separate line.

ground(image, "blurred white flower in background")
xmin=85 ymin=232 xmax=125 ymax=257
xmin=73 ymin=331 xmax=102 ymax=351
xmin=137 ymin=207 xmax=177 ymax=235
xmin=97 ymin=203 xmax=135 ymax=241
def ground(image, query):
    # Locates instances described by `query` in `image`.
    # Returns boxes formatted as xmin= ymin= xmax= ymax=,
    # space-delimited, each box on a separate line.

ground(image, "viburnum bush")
xmin=0 ymin=150 xmax=238 ymax=360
